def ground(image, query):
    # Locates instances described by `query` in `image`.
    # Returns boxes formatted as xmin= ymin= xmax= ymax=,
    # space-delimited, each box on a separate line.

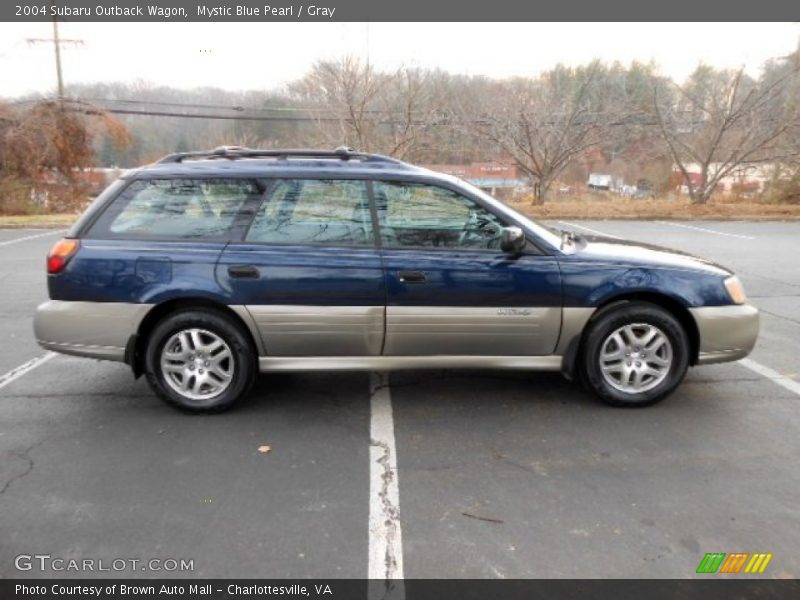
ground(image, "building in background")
xmin=421 ymin=162 xmax=527 ymax=197
xmin=671 ymin=163 xmax=776 ymax=196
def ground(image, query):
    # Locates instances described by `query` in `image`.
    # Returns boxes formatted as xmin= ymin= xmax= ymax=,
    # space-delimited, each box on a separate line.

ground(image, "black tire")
xmin=580 ymin=301 xmax=690 ymax=407
xmin=144 ymin=309 xmax=256 ymax=413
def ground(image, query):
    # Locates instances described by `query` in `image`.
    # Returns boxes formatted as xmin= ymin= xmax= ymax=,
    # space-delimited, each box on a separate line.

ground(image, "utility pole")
xmin=26 ymin=17 xmax=84 ymax=101
xmin=365 ymin=23 xmax=370 ymax=69
xmin=52 ymin=18 xmax=63 ymax=98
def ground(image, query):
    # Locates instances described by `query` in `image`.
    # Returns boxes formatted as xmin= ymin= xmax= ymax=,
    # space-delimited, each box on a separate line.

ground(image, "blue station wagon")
xmin=34 ymin=147 xmax=759 ymax=412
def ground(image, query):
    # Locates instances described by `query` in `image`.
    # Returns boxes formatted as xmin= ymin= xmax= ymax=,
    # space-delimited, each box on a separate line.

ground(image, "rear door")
xmin=218 ymin=178 xmax=385 ymax=356
xmin=70 ymin=177 xmax=259 ymax=304
xmin=374 ymin=180 xmax=562 ymax=356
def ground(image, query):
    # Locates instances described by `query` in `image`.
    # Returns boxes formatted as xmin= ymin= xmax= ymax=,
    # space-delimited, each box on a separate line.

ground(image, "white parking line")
xmin=657 ymin=221 xmax=756 ymax=240
xmin=739 ymin=358 xmax=800 ymax=397
xmin=557 ymin=221 xmax=622 ymax=239
xmin=0 ymin=230 xmax=65 ymax=247
xmin=368 ymin=372 xmax=404 ymax=590
xmin=0 ymin=352 xmax=56 ymax=391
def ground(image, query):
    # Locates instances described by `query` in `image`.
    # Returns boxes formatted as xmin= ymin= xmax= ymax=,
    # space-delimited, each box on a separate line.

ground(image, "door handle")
xmin=398 ymin=270 xmax=426 ymax=284
xmin=228 ymin=264 xmax=260 ymax=279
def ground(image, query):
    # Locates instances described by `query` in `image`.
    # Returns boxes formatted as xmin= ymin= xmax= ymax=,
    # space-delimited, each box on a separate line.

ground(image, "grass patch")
xmin=0 ymin=214 xmax=78 ymax=229
xmin=3 ymin=197 xmax=800 ymax=230
xmin=510 ymin=197 xmax=800 ymax=221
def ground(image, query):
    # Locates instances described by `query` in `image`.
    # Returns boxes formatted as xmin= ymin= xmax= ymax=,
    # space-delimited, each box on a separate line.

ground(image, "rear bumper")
xmin=689 ymin=304 xmax=759 ymax=365
xmin=34 ymin=300 xmax=152 ymax=362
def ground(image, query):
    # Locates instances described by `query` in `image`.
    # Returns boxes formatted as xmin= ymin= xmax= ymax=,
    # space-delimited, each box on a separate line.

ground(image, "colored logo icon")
xmin=696 ymin=552 xmax=773 ymax=574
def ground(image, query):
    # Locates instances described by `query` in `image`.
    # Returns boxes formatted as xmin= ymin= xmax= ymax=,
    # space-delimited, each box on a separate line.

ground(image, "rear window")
xmin=88 ymin=178 xmax=261 ymax=240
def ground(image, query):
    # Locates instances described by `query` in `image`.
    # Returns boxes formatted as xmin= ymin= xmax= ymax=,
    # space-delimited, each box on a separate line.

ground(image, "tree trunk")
xmin=529 ymin=180 xmax=541 ymax=204
xmin=538 ymin=187 xmax=549 ymax=204
xmin=695 ymin=189 xmax=713 ymax=205
xmin=690 ymin=169 xmax=710 ymax=204
xmin=529 ymin=178 xmax=550 ymax=205
xmin=538 ymin=177 xmax=553 ymax=204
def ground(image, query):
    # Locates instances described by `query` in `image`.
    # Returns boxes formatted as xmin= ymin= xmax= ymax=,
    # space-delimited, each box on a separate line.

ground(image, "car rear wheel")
xmin=580 ymin=302 xmax=689 ymax=407
xmin=144 ymin=309 xmax=256 ymax=413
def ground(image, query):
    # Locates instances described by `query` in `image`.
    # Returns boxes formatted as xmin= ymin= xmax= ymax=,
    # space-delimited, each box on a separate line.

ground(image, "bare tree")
xmin=654 ymin=63 xmax=800 ymax=204
xmin=475 ymin=64 xmax=611 ymax=203
xmin=289 ymin=57 xmax=386 ymax=151
xmin=377 ymin=67 xmax=433 ymax=159
xmin=765 ymin=44 xmax=800 ymax=200
xmin=288 ymin=57 xmax=441 ymax=157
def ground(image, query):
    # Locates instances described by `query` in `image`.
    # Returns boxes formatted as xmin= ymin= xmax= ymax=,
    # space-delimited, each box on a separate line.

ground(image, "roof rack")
xmin=156 ymin=145 xmax=404 ymax=165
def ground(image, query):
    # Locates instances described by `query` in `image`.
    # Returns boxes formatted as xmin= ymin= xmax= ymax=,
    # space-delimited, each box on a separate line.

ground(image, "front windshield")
xmin=452 ymin=178 xmax=563 ymax=250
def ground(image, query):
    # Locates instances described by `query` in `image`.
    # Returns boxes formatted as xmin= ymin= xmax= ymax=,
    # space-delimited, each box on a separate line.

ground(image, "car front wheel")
xmin=144 ymin=309 xmax=256 ymax=413
xmin=581 ymin=302 xmax=690 ymax=407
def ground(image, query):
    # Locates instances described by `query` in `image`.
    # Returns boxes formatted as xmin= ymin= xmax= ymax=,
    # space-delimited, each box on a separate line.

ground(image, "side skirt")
xmin=258 ymin=355 xmax=563 ymax=372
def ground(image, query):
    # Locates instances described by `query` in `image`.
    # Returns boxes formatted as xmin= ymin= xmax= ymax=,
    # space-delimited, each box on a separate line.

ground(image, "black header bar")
xmin=3 ymin=0 xmax=799 ymax=22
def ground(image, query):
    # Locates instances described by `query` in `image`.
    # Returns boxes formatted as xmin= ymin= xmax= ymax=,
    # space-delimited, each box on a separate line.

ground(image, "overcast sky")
xmin=1 ymin=22 xmax=798 ymax=98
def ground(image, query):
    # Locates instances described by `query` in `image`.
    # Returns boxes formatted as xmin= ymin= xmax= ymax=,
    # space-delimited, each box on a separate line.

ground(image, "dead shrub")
xmin=0 ymin=100 xmax=130 ymax=215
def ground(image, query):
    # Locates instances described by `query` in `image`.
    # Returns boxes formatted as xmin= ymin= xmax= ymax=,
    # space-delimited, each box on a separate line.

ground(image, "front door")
xmin=218 ymin=178 xmax=384 ymax=356
xmin=373 ymin=180 xmax=562 ymax=356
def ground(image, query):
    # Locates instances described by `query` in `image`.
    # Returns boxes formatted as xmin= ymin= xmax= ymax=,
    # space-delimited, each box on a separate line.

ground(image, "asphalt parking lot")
xmin=1 ymin=220 xmax=799 ymax=580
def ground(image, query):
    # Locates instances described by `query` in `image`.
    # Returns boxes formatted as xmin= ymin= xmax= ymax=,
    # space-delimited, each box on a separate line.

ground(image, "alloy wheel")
xmin=598 ymin=323 xmax=673 ymax=393
xmin=159 ymin=328 xmax=234 ymax=400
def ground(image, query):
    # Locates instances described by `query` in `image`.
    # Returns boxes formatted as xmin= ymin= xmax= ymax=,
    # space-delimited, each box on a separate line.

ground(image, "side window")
xmin=246 ymin=179 xmax=373 ymax=246
xmin=90 ymin=178 xmax=259 ymax=240
xmin=374 ymin=181 xmax=506 ymax=250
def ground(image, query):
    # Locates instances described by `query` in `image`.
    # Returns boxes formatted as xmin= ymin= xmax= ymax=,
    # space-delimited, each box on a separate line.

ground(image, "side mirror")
xmin=500 ymin=226 xmax=526 ymax=253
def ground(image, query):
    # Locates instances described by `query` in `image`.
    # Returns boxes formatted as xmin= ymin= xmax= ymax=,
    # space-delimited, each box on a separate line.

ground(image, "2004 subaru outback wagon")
xmin=34 ymin=147 xmax=759 ymax=412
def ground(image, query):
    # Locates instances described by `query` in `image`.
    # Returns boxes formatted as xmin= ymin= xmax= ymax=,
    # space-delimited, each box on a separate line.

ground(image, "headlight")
xmin=724 ymin=276 xmax=747 ymax=305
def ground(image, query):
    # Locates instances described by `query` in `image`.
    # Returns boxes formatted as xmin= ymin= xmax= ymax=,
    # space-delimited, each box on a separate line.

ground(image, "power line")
xmin=14 ymin=93 xmax=794 ymax=131
xmin=17 ymin=86 xmax=789 ymax=124
xmin=56 ymin=97 xmax=644 ymax=127
xmin=74 ymin=96 xmax=402 ymax=116
xmin=7 ymin=96 xmax=426 ymax=124
xmin=101 ymin=108 xmax=457 ymax=128
xmin=58 ymin=97 xmax=440 ymax=125
xmin=98 ymin=107 xmax=343 ymax=122
xmin=13 ymin=95 xmax=410 ymax=118
xmin=76 ymin=97 xmax=319 ymax=113
xmin=52 ymin=102 xmax=741 ymax=130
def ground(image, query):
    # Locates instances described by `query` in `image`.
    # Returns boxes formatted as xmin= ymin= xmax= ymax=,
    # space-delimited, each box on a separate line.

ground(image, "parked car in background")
xmin=587 ymin=173 xmax=614 ymax=191
xmin=634 ymin=179 xmax=657 ymax=199
xmin=35 ymin=147 xmax=759 ymax=412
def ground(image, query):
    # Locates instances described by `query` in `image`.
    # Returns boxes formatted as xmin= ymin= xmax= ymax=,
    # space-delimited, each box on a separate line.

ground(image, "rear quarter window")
xmin=87 ymin=178 xmax=261 ymax=240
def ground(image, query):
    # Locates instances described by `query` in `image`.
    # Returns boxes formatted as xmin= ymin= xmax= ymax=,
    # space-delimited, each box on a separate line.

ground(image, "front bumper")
xmin=34 ymin=300 xmax=152 ymax=362
xmin=689 ymin=304 xmax=759 ymax=365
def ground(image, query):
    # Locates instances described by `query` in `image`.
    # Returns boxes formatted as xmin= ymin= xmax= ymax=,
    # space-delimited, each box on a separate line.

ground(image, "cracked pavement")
xmin=0 ymin=439 xmax=45 ymax=496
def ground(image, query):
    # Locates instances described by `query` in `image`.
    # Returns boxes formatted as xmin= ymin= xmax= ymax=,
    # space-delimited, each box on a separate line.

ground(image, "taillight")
xmin=47 ymin=238 xmax=80 ymax=274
